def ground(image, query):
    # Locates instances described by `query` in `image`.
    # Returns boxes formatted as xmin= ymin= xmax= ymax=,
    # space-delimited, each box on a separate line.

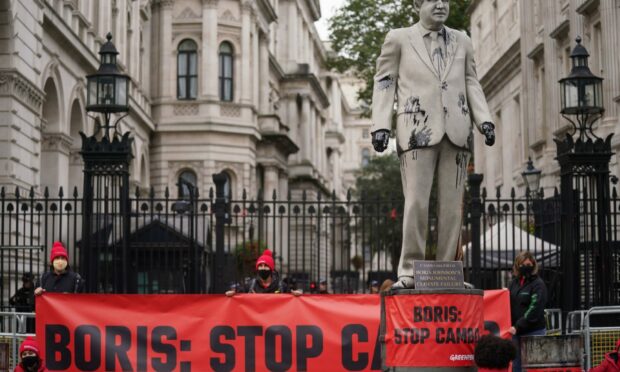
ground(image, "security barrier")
xmin=544 ymin=308 xmax=562 ymax=335
xmin=0 ymin=311 xmax=35 ymax=371
xmin=584 ymin=306 xmax=620 ymax=369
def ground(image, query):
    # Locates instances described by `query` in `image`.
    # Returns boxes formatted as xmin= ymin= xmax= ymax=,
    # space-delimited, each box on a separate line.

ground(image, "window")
xmin=222 ymin=172 xmax=232 ymax=200
xmin=219 ymin=42 xmax=234 ymax=101
xmin=178 ymin=170 xmax=197 ymax=198
xmin=361 ymin=148 xmax=370 ymax=167
xmin=177 ymin=39 xmax=198 ymax=100
xmin=362 ymin=129 xmax=370 ymax=139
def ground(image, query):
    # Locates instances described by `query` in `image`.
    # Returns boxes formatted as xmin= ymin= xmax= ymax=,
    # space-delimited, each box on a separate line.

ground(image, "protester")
xmin=508 ymin=251 xmax=547 ymax=372
xmin=9 ymin=273 xmax=36 ymax=332
xmin=14 ymin=337 xmax=47 ymax=372
xmin=369 ymin=280 xmax=379 ymax=294
xmin=226 ymin=250 xmax=301 ymax=296
xmin=380 ymin=279 xmax=394 ymax=293
xmin=10 ymin=273 xmax=35 ymax=312
xmin=474 ymin=334 xmax=517 ymax=372
xmin=34 ymin=241 xmax=84 ymax=295
xmin=590 ymin=339 xmax=620 ymax=372
xmin=318 ymin=279 xmax=329 ymax=294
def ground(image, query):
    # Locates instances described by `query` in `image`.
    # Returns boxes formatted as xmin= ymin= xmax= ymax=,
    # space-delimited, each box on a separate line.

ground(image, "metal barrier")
xmin=584 ymin=306 xmax=620 ymax=369
xmin=544 ymin=308 xmax=562 ymax=335
xmin=0 ymin=311 xmax=35 ymax=371
xmin=567 ymin=310 xmax=588 ymax=334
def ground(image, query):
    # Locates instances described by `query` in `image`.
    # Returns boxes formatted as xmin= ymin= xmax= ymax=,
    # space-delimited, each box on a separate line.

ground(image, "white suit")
xmin=370 ymin=23 xmax=493 ymax=277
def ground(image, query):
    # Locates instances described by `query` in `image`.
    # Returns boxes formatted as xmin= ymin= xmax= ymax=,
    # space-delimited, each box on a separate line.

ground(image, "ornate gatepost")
xmin=81 ymin=33 xmax=132 ymax=293
xmin=557 ymin=37 xmax=613 ymax=310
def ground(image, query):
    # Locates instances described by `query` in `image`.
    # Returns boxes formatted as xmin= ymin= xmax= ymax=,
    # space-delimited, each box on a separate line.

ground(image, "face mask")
xmin=519 ymin=265 xmax=534 ymax=277
xmin=53 ymin=259 xmax=67 ymax=271
xmin=22 ymin=356 xmax=39 ymax=371
xmin=258 ymin=270 xmax=271 ymax=280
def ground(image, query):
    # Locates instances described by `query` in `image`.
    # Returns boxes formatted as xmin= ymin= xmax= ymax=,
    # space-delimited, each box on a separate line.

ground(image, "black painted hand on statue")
xmin=372 ymin=129 xmax=390 ymax=152
xmin=481 ymin=122 xmax=495 ymax=146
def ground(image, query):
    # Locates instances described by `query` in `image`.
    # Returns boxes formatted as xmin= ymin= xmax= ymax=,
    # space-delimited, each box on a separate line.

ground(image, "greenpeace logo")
xmin=449 ymin=354 xmax=474 ymax=362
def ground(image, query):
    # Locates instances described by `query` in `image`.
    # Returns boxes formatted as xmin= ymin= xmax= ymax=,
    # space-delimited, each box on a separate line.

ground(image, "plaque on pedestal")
xmin=413 ymin=261 xmax=465 ymax=289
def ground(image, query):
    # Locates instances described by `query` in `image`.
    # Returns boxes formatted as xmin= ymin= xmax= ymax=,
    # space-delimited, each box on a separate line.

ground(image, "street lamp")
xmin=559 ymin=36 xmax=604 ymax=141
xmin=522 ymin=157 xmax=542 ymax=199
xmin=86 ymin=33 xmax=130 ymax=139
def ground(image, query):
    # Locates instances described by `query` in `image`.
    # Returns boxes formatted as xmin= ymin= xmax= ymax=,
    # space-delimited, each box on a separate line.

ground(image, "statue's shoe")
xmin=391 ymin=276 xmax=415 ymax=290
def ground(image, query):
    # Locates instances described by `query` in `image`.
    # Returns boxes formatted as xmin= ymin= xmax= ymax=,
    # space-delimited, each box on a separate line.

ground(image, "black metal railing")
xmin=1 ymin=173 xmax=619 ymax=308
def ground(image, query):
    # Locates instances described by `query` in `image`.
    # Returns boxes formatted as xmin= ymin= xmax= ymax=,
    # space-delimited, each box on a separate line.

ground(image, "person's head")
xmin=319 ymin=279 xmax=327 ymax=293
xmin=474 ymin=334 xmax=517 ymax=371
xmin=512 ymin=251 xmax=538 ymax=278
xmin=369 ymin=280 xmax=379 ymax=294
xmin=22 ymin=272 xmax=34 ymax=288
xmin=255 ymin=249 xmax=275 ymax=281
xmin=229 ymin=282 xmax=240 ymax=293
xmin=380 ymin=279 xmax=395 ymax=293
xmin=414 ymin=0 xmax=450 ymax=30
xmin=19 ymin=337 xmax=42 ymax=371
xmin=50 ymin=241 xmax=69 ymax=273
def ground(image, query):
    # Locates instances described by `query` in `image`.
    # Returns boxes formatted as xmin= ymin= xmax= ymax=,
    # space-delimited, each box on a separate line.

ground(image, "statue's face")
xmin=418 ymin=0 xmax=450 ymax=28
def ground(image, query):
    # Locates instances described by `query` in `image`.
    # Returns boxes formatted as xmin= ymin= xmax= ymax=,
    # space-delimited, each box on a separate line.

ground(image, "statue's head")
xmin=414 ymin=0 xmax=450 ymax=30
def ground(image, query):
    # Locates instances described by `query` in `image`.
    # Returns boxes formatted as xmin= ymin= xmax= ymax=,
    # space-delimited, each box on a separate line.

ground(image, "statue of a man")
xmin=370 ymin=0 xmax=495 ymax=289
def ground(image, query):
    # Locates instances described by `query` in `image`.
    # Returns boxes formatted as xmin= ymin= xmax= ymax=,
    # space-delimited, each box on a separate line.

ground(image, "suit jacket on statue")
xmin=371 ymin=23 xmax=493 ymax=154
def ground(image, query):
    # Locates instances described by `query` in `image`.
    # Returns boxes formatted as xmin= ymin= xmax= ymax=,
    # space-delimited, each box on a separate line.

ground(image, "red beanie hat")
xmin=19 ymin=337 xmax=39 ymax=357
xmin=256 ymin=249 xmax=275 ymax=271
xmin=50 ymin=241 xmax=68 ymax=262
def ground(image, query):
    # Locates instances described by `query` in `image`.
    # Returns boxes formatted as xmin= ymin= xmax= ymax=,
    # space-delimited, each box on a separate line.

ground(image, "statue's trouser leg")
xmin=397 ymin=145 xmax=437 ymax=279
xmin=435 ymin=140 xmax=470 ymax=262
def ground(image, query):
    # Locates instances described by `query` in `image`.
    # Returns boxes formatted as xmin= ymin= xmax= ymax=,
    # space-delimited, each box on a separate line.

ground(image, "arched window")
xmin=219 ymin=42 xmax=234 ymax=102
xmin=361 ymin=148 xmax=371 ymax=167
xmin=177 ymin=39 xmax=198 ymax=100
xmin=178 ymin=170 xmax=197 ymax=198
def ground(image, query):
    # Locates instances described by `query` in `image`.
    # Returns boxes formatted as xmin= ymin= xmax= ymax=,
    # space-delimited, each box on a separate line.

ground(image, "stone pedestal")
xmin=380 ymin=289 xmax=484 ymax=371
xmin=521 ymin=334 xmax=583 ymax=371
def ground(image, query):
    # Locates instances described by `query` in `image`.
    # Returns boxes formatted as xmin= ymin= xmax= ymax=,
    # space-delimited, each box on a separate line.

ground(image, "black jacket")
xmin=248 ymin=271 xmax=286 ymax=294
xmin=40 ymin=270 xmax=84 ymax=294
xmin=509 ymin=274 xmax=547 ymax=335
xmin=9 ymin=287 xmax=35 ymax=312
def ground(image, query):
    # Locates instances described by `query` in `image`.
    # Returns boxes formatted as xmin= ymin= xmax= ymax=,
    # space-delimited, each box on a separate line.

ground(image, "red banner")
xmin=384 ymin=293 xmax=484 ymax=367
xmin=524 ymin=368 xmax=582 ymax=372
xmin=36 ymin=290 xmax=511 ymax=371
xmin=482 ymin=289 xmax=512 ymax=339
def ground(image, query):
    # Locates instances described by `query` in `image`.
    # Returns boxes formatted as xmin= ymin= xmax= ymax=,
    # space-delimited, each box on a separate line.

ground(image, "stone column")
xmin=601 ymin=0 xmax=619 ymax=119
xmin=253 ymin=24 xmax=260 ymax=108
xmin=240 ymin=1 xmax=252 ymax=104
xmin=202 ymin=0 xmax=218 ymax=100
xmin=259 ymin=35 xmax=270 ymax=114
xmin=159 ymin=0 xmax=174 ymax=99
xmin=40 ymin=133 xmax=72 ymax=192
xmin=302 ymin=97 xmax=311 ymax=161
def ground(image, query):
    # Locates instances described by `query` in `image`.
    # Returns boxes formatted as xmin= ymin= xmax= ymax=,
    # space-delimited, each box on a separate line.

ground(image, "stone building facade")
xmin=469 ymin=0 xmax=620 ymax=197
xmin=0 ymin=0 xmax=372 ymax=202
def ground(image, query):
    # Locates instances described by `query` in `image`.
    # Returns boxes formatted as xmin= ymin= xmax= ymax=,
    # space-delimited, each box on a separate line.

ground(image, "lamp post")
xmin=81 ymin=33 xmax=133 ymax=294
xmin=556 ymin=36 xmax=613 ymax=309
xmin=86 ymin=33 xmax=130 ymax=138
xmin=559 ymin=36 xmax=604 ymax=141
xmin=522 ymin=157 xmax=542 ymax=200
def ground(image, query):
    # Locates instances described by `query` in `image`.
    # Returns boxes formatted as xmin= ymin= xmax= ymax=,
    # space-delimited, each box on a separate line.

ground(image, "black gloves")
xmin=371 ymin=129 xmax=390 ymax=152
xmin=481 ymin=122 xmax=495 ymax=146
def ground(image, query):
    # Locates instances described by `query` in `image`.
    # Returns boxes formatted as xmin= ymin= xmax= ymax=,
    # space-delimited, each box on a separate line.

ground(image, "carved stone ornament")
xmin=176 ymin=7 xmax=200 ymax=20
xmin=173 ymin=104 xmax=199 ymax=116
xmin=220 ymin=10 xmax=239 ymax=22
xmin=153 ymin=0 xmax=174 ymax=9
xmin=41 ymin=133 xmax=73 ymax=154
xmin=0 ymin=71 xmax=45 ymax=113
xmin=220 ymin=104 xmax=241 ymax=117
